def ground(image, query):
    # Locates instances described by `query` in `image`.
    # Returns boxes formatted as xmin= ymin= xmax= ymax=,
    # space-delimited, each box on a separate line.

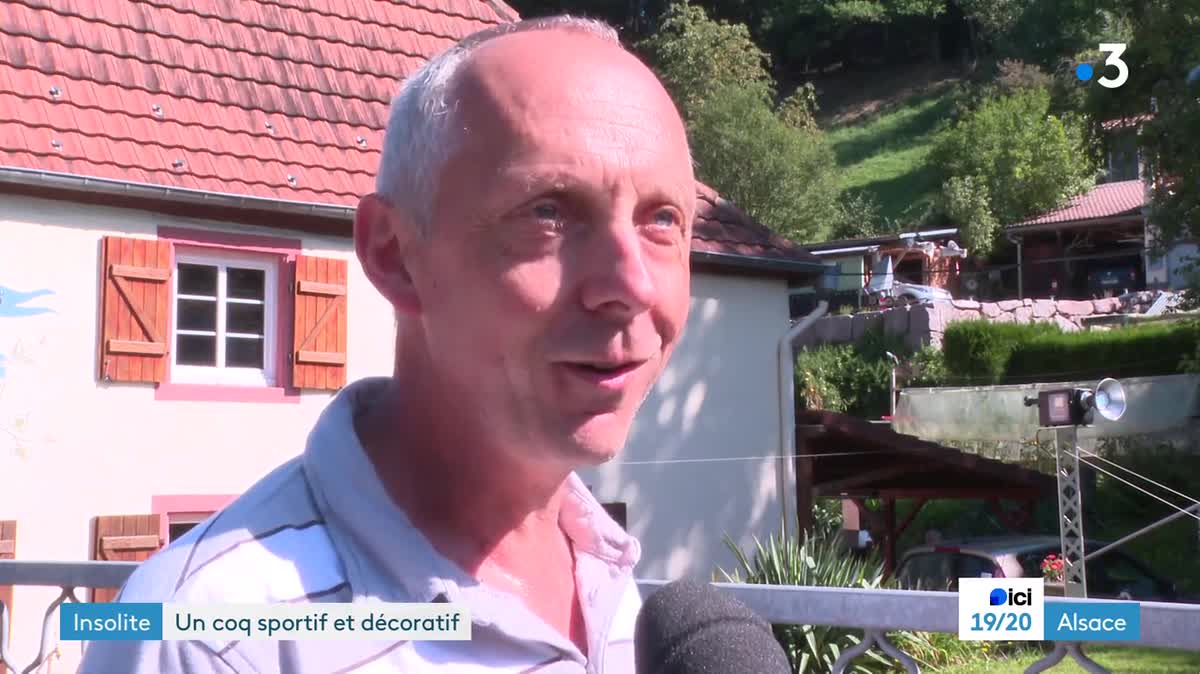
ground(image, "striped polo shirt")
xmin=78 ymin=377 xmax=643 ymax=673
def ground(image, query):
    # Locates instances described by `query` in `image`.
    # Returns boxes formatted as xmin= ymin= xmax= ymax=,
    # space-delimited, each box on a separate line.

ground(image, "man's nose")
xmin=579 ymin=222 xmax=659 ymax=318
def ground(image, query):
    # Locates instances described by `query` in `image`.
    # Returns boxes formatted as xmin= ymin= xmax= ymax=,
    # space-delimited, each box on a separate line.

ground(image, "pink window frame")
xmin=154 ymin=226 xmax=301 ymax=403
xmin=151 ymin=494 xmax=240 ymax=544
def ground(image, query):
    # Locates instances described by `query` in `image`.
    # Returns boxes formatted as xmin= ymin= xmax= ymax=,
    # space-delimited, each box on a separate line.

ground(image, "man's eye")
xmin=650 ymin=208 xmax=683 ymax=229
xmin=532 ymin=203 xmax=562 ymax=224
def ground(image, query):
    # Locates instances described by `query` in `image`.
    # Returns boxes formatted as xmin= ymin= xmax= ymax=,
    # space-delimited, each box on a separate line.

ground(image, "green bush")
xmin=941 ymin=320 xmax=1058 ymax=384
xmin=942 ymin=319 xmax=1200 ymax=384
xmin=1008 ymin=320 xmax=1200 ymax=382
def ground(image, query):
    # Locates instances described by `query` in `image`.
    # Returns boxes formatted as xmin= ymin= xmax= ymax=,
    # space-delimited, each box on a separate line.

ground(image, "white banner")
xmin=162 ymin=603 xmax=471 ymax=641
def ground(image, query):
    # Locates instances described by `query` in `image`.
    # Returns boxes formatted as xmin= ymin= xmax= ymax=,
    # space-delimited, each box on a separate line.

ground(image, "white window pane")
xmin=178 ymin=263 xmax=217 ymax=296
xmin=227 ymin=267 xmax=265 ymax=300
xmin=226 ymin=301 xmax=264 ymax=335
xmin=177 ymin=298 xmax=217 ymax=332
xmin=177 ymin=334 xmax=217 ymax=366
xmin=226 ymin=336 xmax=264 ymax=368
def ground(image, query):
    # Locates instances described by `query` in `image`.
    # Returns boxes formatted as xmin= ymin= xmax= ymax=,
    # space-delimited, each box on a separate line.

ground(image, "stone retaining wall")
xmin=799 ymin=297 xmax=1126 ymax=350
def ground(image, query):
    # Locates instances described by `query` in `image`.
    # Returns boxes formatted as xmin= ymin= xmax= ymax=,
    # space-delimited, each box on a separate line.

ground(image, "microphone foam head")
xmin=634 ymin=579 xmax=792 ymax=674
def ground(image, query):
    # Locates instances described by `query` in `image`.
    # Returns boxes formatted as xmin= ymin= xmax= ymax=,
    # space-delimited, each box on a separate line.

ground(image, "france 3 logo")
xmin=958 ymin=578 xmax=1044 ymax=641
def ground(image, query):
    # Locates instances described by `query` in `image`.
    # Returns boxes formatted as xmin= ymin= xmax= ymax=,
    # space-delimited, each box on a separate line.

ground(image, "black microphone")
xmin=634 ymin=579 xmax=792 ymax=674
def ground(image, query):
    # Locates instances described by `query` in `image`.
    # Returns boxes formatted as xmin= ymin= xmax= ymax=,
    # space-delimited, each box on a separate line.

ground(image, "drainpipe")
xmin=1007 ymin=232 xmax=1024 ymax=299
xmin=777 ymin=300 xmax=829 ymax=538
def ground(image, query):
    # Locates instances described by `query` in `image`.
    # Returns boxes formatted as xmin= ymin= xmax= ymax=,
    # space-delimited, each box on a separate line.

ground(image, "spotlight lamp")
xmin=1023 ymin=378 xmax=1126 ymax=427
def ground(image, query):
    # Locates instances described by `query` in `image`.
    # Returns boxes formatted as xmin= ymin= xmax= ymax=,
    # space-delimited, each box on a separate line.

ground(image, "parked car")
xmin=895 ymin=535 xmax=1189 ymax=603
xmin=864 ymin=255 xmax=953 ymax=307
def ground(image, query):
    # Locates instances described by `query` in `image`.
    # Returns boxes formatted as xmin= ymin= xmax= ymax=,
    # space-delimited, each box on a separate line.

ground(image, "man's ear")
xmin=354 ymin=193 xmax=422 ymax=316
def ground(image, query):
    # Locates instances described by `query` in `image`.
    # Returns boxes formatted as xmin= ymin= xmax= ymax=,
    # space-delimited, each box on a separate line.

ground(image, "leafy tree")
xmin=830 ymin=191 xmax=891 ymax=240
xmin=931 ymin=88 xmax=1097 ymax=233
xmin=939 ymin=175 xmax=999 ymax=256
xmin=689 ymin=84 xmax=842 ymax=241
xmin=638 ymin=2 xmax=774 ymax=116
xmin=641 ymin=3 xmax=841 ymax=240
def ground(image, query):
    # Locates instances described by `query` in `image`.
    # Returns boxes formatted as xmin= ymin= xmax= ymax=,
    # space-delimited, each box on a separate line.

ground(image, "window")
xmin=167 ymin=512 xmax=212 ymax=542
xmin=171 ymin=250 xmax=277 ymax=387
xmin=98 ymin=233 xmax=348 ymax=394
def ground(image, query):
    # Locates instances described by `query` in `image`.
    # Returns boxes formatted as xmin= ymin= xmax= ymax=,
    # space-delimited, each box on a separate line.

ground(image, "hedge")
xmin=942 ymin=319 xmax=1200 ymax=384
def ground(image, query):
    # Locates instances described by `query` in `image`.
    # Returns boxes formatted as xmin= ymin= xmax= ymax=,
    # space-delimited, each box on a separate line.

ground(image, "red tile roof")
xmin=1013 ymin=179 xmax=1146 ymax=228
xmin=0 ymin=0 xmax=817 ymax=271
xmin=692 ymin=182 xmax=818 ymax=263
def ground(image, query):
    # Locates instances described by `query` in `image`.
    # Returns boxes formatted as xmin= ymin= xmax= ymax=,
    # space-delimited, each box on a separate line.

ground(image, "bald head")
xmin=373 ymin=17 xmax=692 ymax=233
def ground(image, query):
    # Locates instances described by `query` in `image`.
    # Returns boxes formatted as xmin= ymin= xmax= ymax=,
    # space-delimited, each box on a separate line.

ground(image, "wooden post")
xmin=795 ymin=435 xmax=814 ymax=536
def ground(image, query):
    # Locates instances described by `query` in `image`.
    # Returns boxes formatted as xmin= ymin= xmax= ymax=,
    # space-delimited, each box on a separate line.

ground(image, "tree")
xmin=689 ymin=84 xmax=842 ymax=242
xmin=931 ymin=87 xmax=1097 ymax=236
xmin=638 ymin=2 xmax=774 ymax=116
xmin=939 ymin=175 xmax=999 ymax=256
xmin=641 ymin=3 xmax=842 ymax=241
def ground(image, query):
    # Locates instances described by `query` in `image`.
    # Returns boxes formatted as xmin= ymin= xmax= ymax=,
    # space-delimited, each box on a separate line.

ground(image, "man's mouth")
xmin=567 ymin=361 xmax=642 ymax=377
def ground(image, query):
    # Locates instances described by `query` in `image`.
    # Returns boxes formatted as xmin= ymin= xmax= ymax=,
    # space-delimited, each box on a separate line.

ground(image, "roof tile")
xmin=1014 ymin=180 xmax=1146 ymax=227
xmin=1 ymin=0 xmax=813 ymax=264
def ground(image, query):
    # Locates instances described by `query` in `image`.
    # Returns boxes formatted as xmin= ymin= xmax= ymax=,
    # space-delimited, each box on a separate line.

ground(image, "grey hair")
xmin=374 ymin=16 xmax=621 ymax=234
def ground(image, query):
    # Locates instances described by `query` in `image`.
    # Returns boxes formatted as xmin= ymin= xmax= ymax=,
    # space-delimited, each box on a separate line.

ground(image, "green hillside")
xmin=821 ymin=75 xmax=960 ymax=225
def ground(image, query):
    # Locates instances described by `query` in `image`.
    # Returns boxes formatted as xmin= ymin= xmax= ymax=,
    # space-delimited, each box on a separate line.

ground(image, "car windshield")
xmin=898 ymin=552 xmax=998 ymax=591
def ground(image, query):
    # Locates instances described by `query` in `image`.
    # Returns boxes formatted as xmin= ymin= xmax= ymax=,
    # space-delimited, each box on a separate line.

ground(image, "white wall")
xmin=0 ymin=194 xmax=396 ymax=670
xmin=579 ymin=273 xmax=793 ymax=581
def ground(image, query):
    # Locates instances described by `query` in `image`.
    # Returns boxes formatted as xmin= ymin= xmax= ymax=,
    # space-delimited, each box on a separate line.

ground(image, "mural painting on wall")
xmin=0 ymin=285 xmax=55 ymax=459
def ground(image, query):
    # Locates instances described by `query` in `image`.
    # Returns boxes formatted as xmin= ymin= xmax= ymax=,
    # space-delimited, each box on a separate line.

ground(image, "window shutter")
xmin=98 ymin=236 xmax=172 ymax=383
xmin=88 ymin=514 xmax=162 ymax=603
xmin=292 ymin=255 xmax=348 ymax=391
xmin=0 ymin=520 xmax=14 ymax=645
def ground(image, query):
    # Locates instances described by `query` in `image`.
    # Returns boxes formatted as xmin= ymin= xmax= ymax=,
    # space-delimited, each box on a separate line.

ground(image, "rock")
xmin=1057 ymin=300 xmax=1094 ymax=317
xmin=827 ymin=314 xmax=853 ymax=343
xmin=1033 ymin=300 xmax=1056 ymax=318
xmin=851 ymin=311 xmax=884 ymax=338
xmin=1092 ymin=298 xmax=1120 ymax=314
xmin=884 ymin=306 xmax=910 ymax=336
xmin=952 ymin=299 xmax=982 ymax=311
xmin=997 ymin=299 xmax=1023 ymax=311
xmin=993 ymin=311 xmax=1015 ymax=323
xmin=1054 ymin=315 xmax=1080 ymax=332
xmin=981 ymin=302 xmax=1002 ymax=318
xmin=1013 ymin=306 xmax=1033 ymax=323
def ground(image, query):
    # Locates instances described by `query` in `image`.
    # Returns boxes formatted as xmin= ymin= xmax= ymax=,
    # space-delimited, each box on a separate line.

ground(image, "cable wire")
xmin=619 ymin=448 xmax=902 ymax=465
xmin=1064 ymin=449 xmax=1200 ymax=524
xmin=1074 ymin=446 xmax=1200 ymax=507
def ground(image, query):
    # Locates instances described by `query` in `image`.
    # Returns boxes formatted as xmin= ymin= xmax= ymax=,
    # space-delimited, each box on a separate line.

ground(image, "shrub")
xmin=1008 ymin=320 xmax=1200 ymax=382
xmin=941 ymin=320 xmax=1058 ymax=384
xmin=719 ymin=525 xmax=990 ymax=672
xmin=941 ymin=319 xmax=1200 ymax=384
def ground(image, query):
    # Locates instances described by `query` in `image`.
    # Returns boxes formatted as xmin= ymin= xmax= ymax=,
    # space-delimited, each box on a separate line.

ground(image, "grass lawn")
xmin=824 ymin=86 xmax=956 ymax=223
xmin=936 ymin=645 xmax=1200 ymax=673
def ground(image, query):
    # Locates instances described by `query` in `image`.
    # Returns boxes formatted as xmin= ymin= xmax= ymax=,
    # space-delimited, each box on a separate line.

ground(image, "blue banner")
xmin=60 ymin=603 xmax=163 ymax=641
xmin=1045 ymin=601 xmax=1140 ymax=641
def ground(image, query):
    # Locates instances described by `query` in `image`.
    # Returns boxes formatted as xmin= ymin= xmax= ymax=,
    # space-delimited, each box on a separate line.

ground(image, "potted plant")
xmin=1041 ymin=553 xmax=1066 ymax=596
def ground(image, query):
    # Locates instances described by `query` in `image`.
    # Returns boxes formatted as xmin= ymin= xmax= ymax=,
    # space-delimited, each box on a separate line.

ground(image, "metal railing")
xmin=2 ymin=560 xmax=1199 ymax=673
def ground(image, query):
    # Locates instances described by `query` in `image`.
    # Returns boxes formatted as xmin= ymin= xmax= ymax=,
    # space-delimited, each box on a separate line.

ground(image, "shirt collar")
xmin=301 ymin=377 xmax=640 ymax=602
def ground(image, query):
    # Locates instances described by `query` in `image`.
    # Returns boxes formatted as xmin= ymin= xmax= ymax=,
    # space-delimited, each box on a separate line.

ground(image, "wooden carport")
xmin=794 ymin=410 xmax=1056 ymax=573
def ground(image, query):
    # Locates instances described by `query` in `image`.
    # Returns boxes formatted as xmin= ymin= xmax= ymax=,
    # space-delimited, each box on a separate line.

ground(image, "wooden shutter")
xmin=98 ymin=236 xmax=172 ymax=383
xmin=0 ymin=520 xmax=14 ymax=648
xmin=292 ymin=255 xmax=347 ymax=391
xmin=88 ymin=514 xmax=162 ymax=603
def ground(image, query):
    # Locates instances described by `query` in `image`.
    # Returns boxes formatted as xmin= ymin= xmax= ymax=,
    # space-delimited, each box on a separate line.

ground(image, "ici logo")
xmin=989 ymin=587 xmax=1033 ymax=606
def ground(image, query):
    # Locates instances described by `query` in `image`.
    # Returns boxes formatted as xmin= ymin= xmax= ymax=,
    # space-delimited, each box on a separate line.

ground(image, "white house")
xmin=0 ymin=1 xmax=822 ymax=669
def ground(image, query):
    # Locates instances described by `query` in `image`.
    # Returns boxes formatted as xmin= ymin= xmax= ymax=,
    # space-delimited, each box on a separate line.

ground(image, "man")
xmin=78 ymin=15 xmax=695 ymax=674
